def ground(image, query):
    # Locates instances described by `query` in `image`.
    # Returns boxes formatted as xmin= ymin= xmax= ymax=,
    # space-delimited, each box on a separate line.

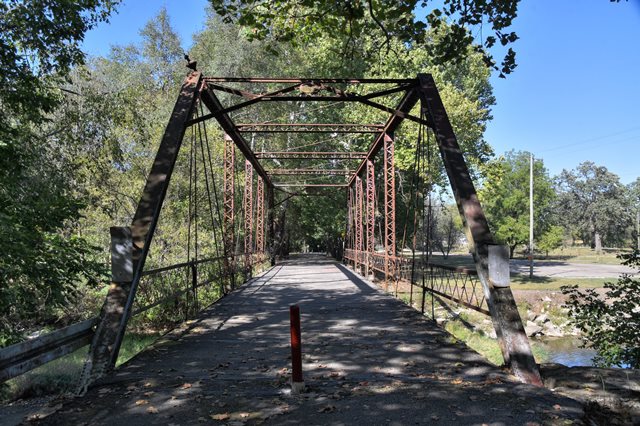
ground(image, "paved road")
xmin=32 ymin=255 xmax=583 ymax=425
xmin=510 ymin=259 xmax=636 ymax=278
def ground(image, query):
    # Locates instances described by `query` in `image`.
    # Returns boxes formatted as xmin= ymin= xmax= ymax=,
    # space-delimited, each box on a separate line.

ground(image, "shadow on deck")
xmin=33 ymin=254 xmax=583 ymax=425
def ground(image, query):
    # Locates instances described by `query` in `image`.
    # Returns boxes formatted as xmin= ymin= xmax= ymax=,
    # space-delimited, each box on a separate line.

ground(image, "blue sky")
xmin=83 ymin=0 xmax=640 ymax=184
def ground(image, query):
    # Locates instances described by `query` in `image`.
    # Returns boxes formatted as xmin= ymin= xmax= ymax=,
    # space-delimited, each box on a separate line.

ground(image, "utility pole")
xmin=636 ymin=209 xmax=639 ymax=251
xmin=529 ymin=153 xmax=534 ymax=279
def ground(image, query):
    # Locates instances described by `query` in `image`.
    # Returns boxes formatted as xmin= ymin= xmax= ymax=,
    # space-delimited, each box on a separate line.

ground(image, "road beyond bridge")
xmin=33 ymin=255 xmax=583 ymax=425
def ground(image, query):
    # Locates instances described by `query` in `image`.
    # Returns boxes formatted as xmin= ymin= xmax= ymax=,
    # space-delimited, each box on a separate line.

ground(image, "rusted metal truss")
xmin=81 ymin=68 xmax=540 ymax=392
xmin=256 ymin=152 xmax=366 ymax=160
xmin=266 ymin=169 xmax=353 ymax=176
xmin=223 ymin=134 xmax=236 ymax=287
xmin=243 ymin=160 xmax=254 ymax=275
xmin=366 ymin=159 xmax=375 ymax=259
xmin=255 ymin=178 xmax=265 ymax=254
xmin=383 ymin=134 xmax=396 ymax=280
xmin=354 ymin=175 xmax=364 ymax=273
xmin=273 ymin=183 xmax=348 ymax=188
xmin=237 ymin=123 xmax=383 ymax=133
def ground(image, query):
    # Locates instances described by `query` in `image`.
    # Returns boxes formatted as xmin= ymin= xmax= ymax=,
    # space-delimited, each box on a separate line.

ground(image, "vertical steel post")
xmin=267 ymin=185 xmax=276 ymax=266
xmin=256 ymin=177 xmax=265 ymax=255
xmin=355 ymin=175 xmax=364 ymax=274
xmin=223 ymin=134 xmax=236 ymax=290
xmin=243 ymin=160 xmax=254 ymax=278
xmin=366 ymin=159 xmax=375 ymax=276
xmin=417 ymin=73 xmax=542 ymax=386
xmin=383 ymin=133 xmax=396 ymax=288
xmin=81 ymin=71 xmax=202 ymax=388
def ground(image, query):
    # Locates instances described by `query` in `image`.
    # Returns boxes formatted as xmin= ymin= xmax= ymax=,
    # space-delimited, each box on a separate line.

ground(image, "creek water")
xmin=533 ymin=337 xmax=597 ymax=367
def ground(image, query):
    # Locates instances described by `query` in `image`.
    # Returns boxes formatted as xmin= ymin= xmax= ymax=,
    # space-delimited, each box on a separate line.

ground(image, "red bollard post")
xmin=289 ymin=305 xmax=304 ymax=393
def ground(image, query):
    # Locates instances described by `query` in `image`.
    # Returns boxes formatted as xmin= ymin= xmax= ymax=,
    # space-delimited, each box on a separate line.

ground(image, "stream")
xmin=533 ymin=337 xmax=598 ymax=367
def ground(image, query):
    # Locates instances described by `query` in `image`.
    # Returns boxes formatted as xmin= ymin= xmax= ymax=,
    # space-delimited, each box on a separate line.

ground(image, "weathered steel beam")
xmin=237 ymin=123 xmax=383 ymax=133
xmin=273 ymin=184 xmax=348 ymax=188
xmin=198 ymin=82 xmax=273 ymax=188
xmin=417 ymin=73 xmax=542 ymax=386
xmin=349 ymin=88 xmax=420 ymax=185
xmin=256 ymin=151 xmax=367 ymax=160
xmin=355 ymin=175 xmax=364 ymax=274
xmin=267 ymin=169 xmax=354 ymax=176
xmin=223 ymin=134 xmax=236 ymax=291
xmin=83 ymin=71 xmax=202 ymax=386
xmin=204 ymin=77 xmax=416 ymax=84
xmin=255 ymin=178 xmax=265 ymax=253
xmin=243 ymin=160 xmax=254 ymax=277
xmin=366 ymin=159 xmax=375 ymax=275
xmin=383 ymin=134 xmax=396 ymax=285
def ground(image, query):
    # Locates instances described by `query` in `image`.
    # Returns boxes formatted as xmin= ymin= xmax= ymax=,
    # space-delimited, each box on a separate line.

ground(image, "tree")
xmin=431 ymin=203 xmax=464 ymax=258
xmin=209 ymin=0 xmax=520 ymax=77
xmin=562 ymin=250 xmax=640 ymax=369
xmin=479 ymin=151 xmax=555 ymax=258
xmin=0 ymin=0 xmax=120 ymax=344
xmin=554 ymin=162 xmax=631 ymax=252
xmin=629 ymin=177 xmax=640 ymax=250
xmin=537 ymin=225 xmax=564 ymax=257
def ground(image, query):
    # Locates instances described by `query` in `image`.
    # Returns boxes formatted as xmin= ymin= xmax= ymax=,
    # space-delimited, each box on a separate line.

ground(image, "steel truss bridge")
xmin=0 ymin=69 xmax=542 ymax=390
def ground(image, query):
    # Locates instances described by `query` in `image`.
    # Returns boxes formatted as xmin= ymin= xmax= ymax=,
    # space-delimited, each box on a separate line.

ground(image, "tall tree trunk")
xmin=594 ymin=232 xmax=602 ymax=254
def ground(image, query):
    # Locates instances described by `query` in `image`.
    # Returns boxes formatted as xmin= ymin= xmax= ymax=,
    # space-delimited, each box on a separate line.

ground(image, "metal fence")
xmin=343 ymin=249 xmax=488 ymax=315
xmin=0 ymin=253 xmax=269 ymax=383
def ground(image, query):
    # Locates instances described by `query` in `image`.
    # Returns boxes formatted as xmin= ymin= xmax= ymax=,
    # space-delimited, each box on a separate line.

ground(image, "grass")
xmin=444 ymin=318 xmax=550 ymax=365
xmin=510 ymin=275 xmax=608 ymax=290
xmin=1 ymin=333 xmax=159 ymax=403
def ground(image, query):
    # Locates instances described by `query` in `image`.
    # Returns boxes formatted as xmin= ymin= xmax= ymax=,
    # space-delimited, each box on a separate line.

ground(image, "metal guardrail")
xmin=0 ymin=318 xmax=97 ymax=382
xmin=343 ymin=249 xmax=488 ymax=315
xmin=0 ymin=252 xmax=269 ymax=383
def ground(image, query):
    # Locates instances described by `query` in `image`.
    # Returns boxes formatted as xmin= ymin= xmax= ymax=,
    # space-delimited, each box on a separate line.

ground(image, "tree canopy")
xmin=209 ymin=0 xmax=520 ymax=77
xmin=479 ymin=151 xmax=555 ymax=257
xmin=554 ymin=162 xmax=632 ymax=251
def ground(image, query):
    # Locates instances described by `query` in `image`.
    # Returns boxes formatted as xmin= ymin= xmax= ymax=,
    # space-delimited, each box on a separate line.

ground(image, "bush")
xmin=562 ymin=250 xmax=640 ymax=368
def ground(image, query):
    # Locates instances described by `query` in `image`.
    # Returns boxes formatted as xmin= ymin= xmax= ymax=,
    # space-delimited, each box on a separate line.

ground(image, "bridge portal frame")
xmin=80 ymin=69 xmax=542 ymax=389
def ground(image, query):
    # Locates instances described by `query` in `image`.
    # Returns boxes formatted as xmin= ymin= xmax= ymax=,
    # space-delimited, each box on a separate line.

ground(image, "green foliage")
xmin=537 ymin=225 xmax=564 ymax=256
xmin=562 ymin=250 xmax=640 ymax=369
xmin=554 ymin=162 xmax=632 ymax=250
xmin=209 ymin=0 xmax=521 ymax=77
xmin=479 ymin=151 xmax=555 ymax=257
xmin=0 ymin=0 xmax=119 ymax=345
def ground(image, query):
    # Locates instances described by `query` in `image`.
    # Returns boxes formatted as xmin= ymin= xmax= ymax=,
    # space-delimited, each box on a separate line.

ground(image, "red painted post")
xmin=289 ymin=305 xmax=304 ymax=393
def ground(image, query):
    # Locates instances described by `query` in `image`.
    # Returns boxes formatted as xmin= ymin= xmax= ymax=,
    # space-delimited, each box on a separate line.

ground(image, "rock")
xmin=525 ymin=321 xmax=543 ymax=337
xmin=543 ymin=322 xmax=564 ymax=337
xmin=536 ymin=313 xmax=549 ymax=324
xmin=526 ymin=311 xmax=537 ymax=321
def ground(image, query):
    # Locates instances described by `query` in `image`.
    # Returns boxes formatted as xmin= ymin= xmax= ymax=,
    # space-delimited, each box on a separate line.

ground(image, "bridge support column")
xmin=79 ymin=71 xmax=202 ymax=391
xmin=355 ymin=175 xmax=364 ymax=274
xmin=366 ymin=160 xmax=375 ymax=277
xmin=417 ymin=73 xmax=542 ymax=386
xmin=256 ymin=177 xmax=265 ymax=257
xmin=243 ymin=160 xmax=254 ymax=279
xmin=223 ymin=134 xmax=236 ymax=291
xmin=383 ymin=133 xmax=396 ymax=289
xmin=267 ymin=185 xmax=276 ymax=266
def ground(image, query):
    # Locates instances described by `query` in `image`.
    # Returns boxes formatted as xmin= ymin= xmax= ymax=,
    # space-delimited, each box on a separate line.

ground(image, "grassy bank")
xmin=510 ymin=275 xmax=608 ymax=290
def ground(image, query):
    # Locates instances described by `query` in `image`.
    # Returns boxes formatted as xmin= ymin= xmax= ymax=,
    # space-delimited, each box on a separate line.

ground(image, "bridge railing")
xmin=0 ymin=252 xmax=269 ymax=383
xmin=343 ymin=249 xmax=488 ymax=315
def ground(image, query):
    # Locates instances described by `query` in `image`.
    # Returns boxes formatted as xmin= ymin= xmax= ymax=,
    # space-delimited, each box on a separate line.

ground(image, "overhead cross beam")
xmin=256 ymin=152 xmax=366 ymax=160
xmin=237 ymin=123 xmax=384 ymax=133
xmin=267 ymin=169 xmax=353 ymax=176
xmin=198 ymin=81 xmax=273 ymax=188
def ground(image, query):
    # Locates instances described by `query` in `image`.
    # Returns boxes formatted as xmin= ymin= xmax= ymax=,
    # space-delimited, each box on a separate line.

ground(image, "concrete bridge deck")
xmin=33 ymin=254 xmax=583 ymax=425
